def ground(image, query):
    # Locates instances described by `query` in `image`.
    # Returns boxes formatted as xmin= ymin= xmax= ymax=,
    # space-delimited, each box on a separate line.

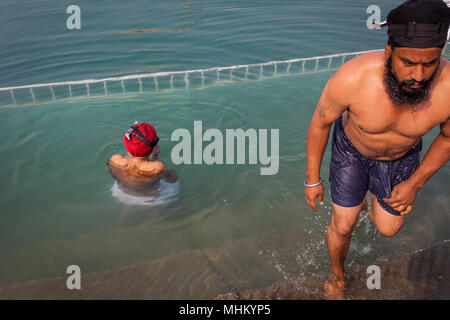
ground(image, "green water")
xmin=0 ymin=0 xmax=397 ymax=88
xmin=0 ymin=71 xmax=449 ymax=288
xmin=0 ymin=0 xmax=449 ymax=295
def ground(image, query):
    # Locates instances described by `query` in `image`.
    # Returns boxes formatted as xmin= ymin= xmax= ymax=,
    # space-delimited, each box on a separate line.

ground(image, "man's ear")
xmin=384 ymin=44 xmax=393 ymax=59
xmin=148 ymin=145 xmax=159 ymax=160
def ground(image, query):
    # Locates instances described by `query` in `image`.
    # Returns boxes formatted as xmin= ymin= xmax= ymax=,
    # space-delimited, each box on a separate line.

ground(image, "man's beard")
xmin=384 ymin=55 xmax=437 ymax=106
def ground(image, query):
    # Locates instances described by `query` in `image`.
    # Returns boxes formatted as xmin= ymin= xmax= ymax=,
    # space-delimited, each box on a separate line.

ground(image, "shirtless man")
xmin=108 ymin=122 xmax=177 ymax=197
xmin=304 ymin=0 xmax=450 ymax=299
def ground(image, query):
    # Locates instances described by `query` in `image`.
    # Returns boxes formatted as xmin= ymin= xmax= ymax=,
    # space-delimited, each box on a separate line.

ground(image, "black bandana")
xmin=386 ymin=0 xmax=450 ymax=48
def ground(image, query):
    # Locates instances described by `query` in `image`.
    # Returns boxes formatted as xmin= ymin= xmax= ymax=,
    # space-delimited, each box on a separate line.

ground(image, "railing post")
xmin=154 ymin=76 xmax=159 ymax=92
xmin=30 ymin=88 xmax=36 ymax=104
xmin=184 ymin=73 xmax=189 ymax=90
xmin=10 ymin=89 xmax=16 ymax=105
xmin=50 ymin=86 xmax=56 ymax=101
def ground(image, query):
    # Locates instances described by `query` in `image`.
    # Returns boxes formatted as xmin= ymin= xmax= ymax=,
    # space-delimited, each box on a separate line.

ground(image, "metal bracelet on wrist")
xmin=304 ymin=177 xmax=324 ymax=187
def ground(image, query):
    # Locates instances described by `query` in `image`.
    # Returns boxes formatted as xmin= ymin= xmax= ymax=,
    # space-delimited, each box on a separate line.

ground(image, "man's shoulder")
xmin=340 ymin=51 xmax=383 ymax=74
xmin=439 ymin=58 xmax=450 ymax=86
xmin=432 ymin=59 xmax=450 ymax=106
xmin=324 ymin=51 xmax=383 ymax=102
xmin=332 ymin=51 xmax=383 ymax=87
xmin=109 ymin=154 xmax=129 ymax=168
xmin=136 ymin=160 xmax=165 ymax=176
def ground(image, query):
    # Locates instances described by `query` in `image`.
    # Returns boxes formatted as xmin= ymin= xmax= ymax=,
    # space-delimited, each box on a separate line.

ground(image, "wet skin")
xmin=305 ymin=45 xmax=450 ymax=299
xmin=108 ymin=146 xmax=177 ymax=195
xmin=306 ymin=45 xmax=450 ymax=213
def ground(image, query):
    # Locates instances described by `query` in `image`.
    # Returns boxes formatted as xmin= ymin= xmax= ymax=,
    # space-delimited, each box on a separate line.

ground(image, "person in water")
xmin=304 ymin=0 xmax=450 ymax=299
xmin=108 ymin=122 xmax=177 ymax=197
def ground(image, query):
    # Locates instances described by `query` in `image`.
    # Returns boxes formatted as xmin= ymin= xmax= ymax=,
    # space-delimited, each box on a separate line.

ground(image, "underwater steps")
xmin=218 ymin=240 xmax=450 ymax=300
xmin=0 ymin=235 xmax=285 ymax=299
xmin=0 ymin=234 xmax=448 ymax=299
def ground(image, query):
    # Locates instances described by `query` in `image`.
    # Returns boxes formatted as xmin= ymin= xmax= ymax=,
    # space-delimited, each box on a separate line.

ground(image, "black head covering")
xmin=386 ymin=0 xmax=450 ymax=48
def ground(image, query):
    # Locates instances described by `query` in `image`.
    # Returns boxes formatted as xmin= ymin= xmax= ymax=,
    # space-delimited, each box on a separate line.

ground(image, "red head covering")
xmin=123 ymin=123 xmax=158 ymax=157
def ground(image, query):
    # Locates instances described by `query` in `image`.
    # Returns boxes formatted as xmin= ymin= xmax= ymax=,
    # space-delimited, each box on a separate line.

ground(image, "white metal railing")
xmin=0 ymin=46 xmax=447 ymax=107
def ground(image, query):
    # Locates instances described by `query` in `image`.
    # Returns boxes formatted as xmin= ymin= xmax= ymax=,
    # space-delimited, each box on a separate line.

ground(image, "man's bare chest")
xmin=349 ymin=93 xmax=442 ymax=138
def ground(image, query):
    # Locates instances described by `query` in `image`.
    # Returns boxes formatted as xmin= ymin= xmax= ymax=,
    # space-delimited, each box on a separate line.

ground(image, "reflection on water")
xmin=185 ymin=8 xmax=203 ymax=13
xmin=134 ymin=49 xmax=169 ymax=52
xmin=155 ymin=101 xmax=195 ymax=105
xmin=114 ymin=65 xmax=168 ymax=75
xmin=111 ymin=179 xmax=180 ymax=207
xmin=114 ymin=29 xmax=187 ymax=34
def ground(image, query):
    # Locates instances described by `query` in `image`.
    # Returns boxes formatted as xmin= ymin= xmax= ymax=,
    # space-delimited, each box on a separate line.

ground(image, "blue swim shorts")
xmin=329 ymin=116 xmax=422 ymax=216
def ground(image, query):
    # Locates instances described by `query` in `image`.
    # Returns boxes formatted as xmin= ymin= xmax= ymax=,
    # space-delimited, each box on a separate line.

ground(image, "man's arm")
xmin=411 ymin=117 xmax=450 ymax=188
xmin=137 ymin=160 xmax=165 ymax=177
xmin=306 ymin=63 xmax=357 ymax=184
xmin=305 ymin=61 xmax=359 ymax=212
xmin=162 ymin=169 xmax=178 ymax=183
xmin=383 ymin=117 xmax=450 ymax=215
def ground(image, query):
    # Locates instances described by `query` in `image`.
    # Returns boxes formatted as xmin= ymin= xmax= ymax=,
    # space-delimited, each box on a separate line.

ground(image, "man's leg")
xmin=368 ymin=193 xmax=404 ymax=237
xmin=325 ymin=200 xmax=366 ymax=298
xmin=327 ymin=201 xmax=366 ymax=275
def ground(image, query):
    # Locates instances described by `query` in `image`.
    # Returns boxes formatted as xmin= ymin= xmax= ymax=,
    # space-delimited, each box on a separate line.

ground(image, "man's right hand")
xmin=305 ymin=184 xmax=324 ymax=213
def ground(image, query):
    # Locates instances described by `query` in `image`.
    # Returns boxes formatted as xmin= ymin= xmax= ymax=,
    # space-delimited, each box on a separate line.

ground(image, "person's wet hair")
xmin=383 ymin=54 xmax=439 ymax=106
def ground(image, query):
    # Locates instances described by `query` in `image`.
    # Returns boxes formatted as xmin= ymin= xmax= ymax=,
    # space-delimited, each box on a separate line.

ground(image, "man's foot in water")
xmin=324 ymin=273 xmax=345 ymax=300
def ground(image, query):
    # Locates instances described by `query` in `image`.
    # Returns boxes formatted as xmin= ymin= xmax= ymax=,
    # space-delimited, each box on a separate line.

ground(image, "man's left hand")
xmin=383 ymin=181 xmax=419 ymax=216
